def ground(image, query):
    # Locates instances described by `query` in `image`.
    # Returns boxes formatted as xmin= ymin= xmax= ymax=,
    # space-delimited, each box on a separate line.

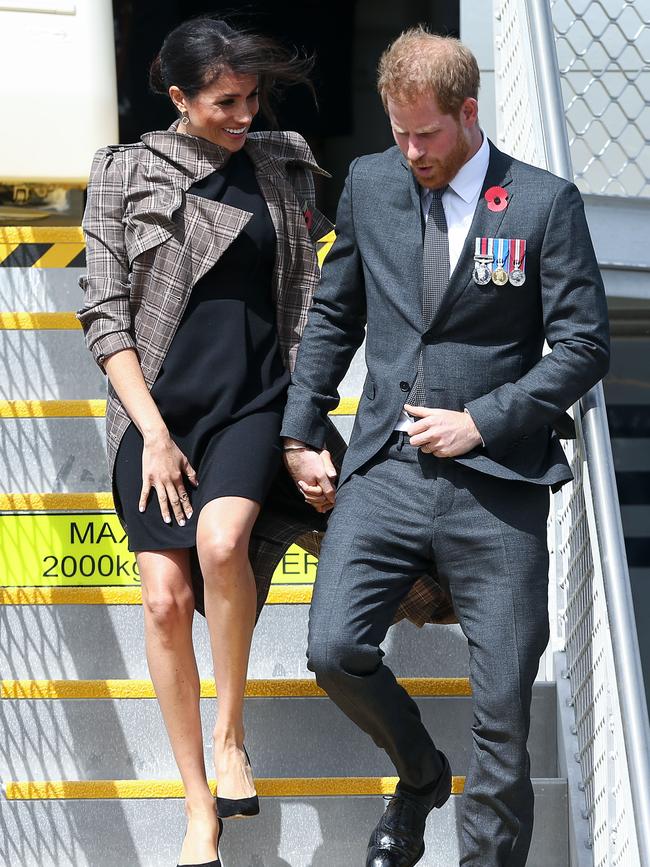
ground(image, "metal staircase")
xmin=0 ymin=231 xmax=567 ymax=863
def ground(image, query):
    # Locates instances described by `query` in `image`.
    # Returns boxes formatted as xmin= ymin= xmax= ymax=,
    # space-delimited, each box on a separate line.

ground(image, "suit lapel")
xmin=426 ymin=142 xmax=514 ymax=332
xmin=394 ymin=155 xmax=426 ymax=330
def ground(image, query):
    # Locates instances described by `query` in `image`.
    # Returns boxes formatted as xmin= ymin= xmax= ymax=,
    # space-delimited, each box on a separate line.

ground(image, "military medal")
xmin=509 ymin=238 xmax=527 ymax=286
xmin=473 ymin=237 xmax=493 ymax=285
xmin=492 ymin=237 xmax=509 ymax=285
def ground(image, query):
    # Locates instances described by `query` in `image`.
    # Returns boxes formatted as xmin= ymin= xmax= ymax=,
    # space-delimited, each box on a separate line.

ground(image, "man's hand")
xmin=404 ymin=406 xmax=483 ymax=457
xmin=283 ymin=439 xmax=338 ymax=513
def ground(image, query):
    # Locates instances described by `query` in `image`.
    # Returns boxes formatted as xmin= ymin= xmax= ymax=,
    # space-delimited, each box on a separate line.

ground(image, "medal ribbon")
xmin=516 ymin=238 xmax=526 ymax=270
xmin=494 ymin=237 xmax=508 ymax=269
xmin=475 ymin=237 xmax=492 ymax=259
xmin=510 ymin=238 xmax=526 ymax=269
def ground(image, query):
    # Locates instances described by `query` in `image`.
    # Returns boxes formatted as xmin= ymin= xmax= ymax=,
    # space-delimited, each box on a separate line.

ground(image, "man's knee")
xmin=307 ymin=634 xmax=382 ymax=683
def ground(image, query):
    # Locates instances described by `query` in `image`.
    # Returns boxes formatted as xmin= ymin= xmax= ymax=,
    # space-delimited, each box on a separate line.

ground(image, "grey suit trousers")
xmin=307 ymin=433 xmax=550 ymax=866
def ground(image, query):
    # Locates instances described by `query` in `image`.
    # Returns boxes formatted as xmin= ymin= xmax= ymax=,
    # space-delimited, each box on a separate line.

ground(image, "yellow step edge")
xmin=0 ymin=227 xmax=85 ymax=244
xmin=1 ymin=677 xmax=471 ymax=701
xmin=4 ymin=776 xmax=465 ymax=800
xmin=0 ymin=400 xmax=107 ymax=418
xmin=0 ymin=312 xmax=81 ymax=330
xmin=0 ymin=585 xmax=312 ymax=606
xmin=0 ymin=492 xmax=114 ymax=511
xmin=0 ymin=398 xmax=359 ymax=418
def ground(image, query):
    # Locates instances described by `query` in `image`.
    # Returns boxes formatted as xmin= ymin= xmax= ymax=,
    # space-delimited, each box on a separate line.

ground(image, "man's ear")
xmin=460 ymin=97 xmax=479 ymax=127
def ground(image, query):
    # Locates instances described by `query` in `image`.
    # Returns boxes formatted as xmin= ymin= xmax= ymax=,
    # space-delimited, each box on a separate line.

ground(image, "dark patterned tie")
xmin=407 ymin=186 xmax=450 ymax=407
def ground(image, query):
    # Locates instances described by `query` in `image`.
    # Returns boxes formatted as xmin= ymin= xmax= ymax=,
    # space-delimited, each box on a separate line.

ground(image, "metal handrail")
xmin=526 ymin=2 xmax=650 ymax=864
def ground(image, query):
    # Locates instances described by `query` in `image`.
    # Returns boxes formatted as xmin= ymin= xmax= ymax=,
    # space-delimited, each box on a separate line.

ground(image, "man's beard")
xmin=411 ymin=127 xmax=471 ymax=190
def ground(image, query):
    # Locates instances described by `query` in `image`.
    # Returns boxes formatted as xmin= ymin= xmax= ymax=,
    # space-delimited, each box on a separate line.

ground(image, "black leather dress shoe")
xmin=365 ymin=753 xmax=452 ymax=867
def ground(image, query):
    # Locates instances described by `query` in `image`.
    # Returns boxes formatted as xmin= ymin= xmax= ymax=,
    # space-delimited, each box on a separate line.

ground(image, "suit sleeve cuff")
xmin=464 ymin=407 xmax=485 ymax=447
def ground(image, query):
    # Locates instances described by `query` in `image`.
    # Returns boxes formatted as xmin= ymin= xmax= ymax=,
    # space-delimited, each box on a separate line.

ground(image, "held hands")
xmin=404 ymin=405 xmax=483 ymax=458
xmin=140 ymin=429 xmax=198 ymax=525
xmin=283 ymin=440 xmax=338 ymax=513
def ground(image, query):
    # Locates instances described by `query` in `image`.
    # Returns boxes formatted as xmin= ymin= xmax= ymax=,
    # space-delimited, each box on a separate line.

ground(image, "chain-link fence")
xmin=551 ymin=0 xmax=650 ymax=197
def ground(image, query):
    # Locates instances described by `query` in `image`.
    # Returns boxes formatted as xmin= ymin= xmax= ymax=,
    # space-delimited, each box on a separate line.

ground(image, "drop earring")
xmin=181 ymin=112 xmax=190 ymax=126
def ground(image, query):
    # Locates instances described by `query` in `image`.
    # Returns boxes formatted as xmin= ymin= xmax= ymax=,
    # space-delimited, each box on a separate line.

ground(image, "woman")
xmin=78 ymin=17 xmax=333 ymax=867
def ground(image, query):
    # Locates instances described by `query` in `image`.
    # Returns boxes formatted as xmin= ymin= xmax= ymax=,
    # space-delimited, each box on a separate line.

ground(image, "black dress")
xmin=114 ymin=150 xmax=290 ymax=551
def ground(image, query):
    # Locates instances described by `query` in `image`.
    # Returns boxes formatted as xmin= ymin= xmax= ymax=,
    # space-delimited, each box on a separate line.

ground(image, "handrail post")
xmin=526 ymin=0 xmax=574 ymax=176
xmin=579 ymin=384 xmax=650 ymax=867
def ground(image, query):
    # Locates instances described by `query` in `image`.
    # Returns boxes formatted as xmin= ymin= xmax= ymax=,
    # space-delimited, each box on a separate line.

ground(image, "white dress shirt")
xmin=395 ymin=133 xmax=490 ymax=431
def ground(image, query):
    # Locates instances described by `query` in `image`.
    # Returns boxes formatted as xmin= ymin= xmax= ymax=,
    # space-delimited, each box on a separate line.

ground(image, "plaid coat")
xmin=78 ymin=122 xmax=455 ymax=628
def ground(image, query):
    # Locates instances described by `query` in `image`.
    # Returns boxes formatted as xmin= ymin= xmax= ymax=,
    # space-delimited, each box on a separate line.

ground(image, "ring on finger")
xmin=179 ymin=492 xmax=189 ymax=501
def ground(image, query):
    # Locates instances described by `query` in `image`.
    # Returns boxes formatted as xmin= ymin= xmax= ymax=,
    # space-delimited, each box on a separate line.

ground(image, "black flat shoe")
xmin=177 ymin=817 xmax=223 ymax=867
xmin=365 ymin=752 xmax=452 ymax=867
xmin=216 ymin=746 xmax=260 ymax=819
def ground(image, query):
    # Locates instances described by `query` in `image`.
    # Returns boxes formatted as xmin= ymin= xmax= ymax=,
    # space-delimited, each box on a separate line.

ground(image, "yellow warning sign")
xmin=0 ymin=513 xmax=316 ymax=587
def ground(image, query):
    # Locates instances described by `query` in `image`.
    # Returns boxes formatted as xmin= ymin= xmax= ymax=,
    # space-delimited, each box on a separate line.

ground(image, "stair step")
xmin=0 ymin=416 xmax=353 ymax=491
xmin=0 ymin=266 xmax=86 ymax=312
xmin=0 ymin=329 xmax=105 ymax=399
xmin=1 ymin=778 xmax=568 ymax=867
xmin=1 ymin=682 xmax=557 ymax=780
xmin=0 ymin=600 xmax=469 ymax=679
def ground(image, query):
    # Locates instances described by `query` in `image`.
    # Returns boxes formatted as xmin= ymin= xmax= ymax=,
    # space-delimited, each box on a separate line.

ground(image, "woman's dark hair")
xmin=149 ymin=16 xmax=315 ymax=127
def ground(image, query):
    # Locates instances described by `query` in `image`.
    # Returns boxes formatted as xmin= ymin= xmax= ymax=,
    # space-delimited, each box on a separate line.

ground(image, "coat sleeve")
xmin=465 ymin=181 xmax=610 ymax=457
xmin=77 ymin=148 xmax=136 ymax=370
xmin=281 ymin=159 xmax=367 ymax=449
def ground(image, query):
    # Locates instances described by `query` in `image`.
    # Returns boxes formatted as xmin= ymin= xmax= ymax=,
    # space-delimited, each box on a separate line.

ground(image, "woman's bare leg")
xmin=138 ymin=549 xmax=218 ymax=863
xmin=196 ymin=497 xmax=260 ymax=803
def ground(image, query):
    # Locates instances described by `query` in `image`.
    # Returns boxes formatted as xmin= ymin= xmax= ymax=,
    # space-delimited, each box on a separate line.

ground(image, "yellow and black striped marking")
xmin=316 ymin=229 xmax=336 ymax=268
xmin=0 ymin=227 xmax=335 ymax=269
xmin=0 ymin=228 xmax=85 ymax=268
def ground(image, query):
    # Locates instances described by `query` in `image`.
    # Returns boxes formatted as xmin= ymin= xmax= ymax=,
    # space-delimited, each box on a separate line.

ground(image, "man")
xmin=281 ymin=28 xmax=609 ymax=867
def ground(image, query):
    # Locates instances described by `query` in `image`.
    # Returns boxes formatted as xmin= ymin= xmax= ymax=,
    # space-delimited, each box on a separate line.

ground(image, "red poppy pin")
xmin=304 ymin=207 xmax=314 ymax=231
xmin=485 ymin=186 xmax=509 ymax=212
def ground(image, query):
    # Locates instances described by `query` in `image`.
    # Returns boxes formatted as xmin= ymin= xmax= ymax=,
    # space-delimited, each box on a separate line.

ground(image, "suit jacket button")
xmin=400 ymin=381 xmax=410 ymax=392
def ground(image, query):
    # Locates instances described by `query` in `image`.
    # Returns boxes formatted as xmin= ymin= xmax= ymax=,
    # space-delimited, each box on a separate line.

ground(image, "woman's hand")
xmin=140 ymin=430 xmax=198 ymax=525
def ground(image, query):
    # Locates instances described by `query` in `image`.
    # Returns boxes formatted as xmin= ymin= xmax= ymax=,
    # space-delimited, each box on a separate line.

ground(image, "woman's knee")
xmin=143 ymin=583 xmax=194 ymax=636
xmin=198 ymin=530 xmax=249 ymax=578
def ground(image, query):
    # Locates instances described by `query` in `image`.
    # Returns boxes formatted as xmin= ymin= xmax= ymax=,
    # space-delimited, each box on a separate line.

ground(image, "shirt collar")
xmin=420 ymin=132 xmax=490 ymax=204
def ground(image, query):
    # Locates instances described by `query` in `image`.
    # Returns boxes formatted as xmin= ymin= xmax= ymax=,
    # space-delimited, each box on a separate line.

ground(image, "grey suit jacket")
xmin=281 ymin=141 xmax=610 ymax=491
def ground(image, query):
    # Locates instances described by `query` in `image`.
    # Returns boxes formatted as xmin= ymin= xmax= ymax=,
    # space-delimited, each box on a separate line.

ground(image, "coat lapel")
xmin=141 ymin=123 xmax=257 ymax=287
xmin=179 ymin=195 xmax=252 ymax=287
xmin=426 ymin=142 xmax=514 ymax=333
